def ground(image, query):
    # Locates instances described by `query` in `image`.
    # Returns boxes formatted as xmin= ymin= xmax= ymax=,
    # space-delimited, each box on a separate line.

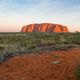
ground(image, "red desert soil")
xmin=0 ymin=48 xmax=80 ymax=80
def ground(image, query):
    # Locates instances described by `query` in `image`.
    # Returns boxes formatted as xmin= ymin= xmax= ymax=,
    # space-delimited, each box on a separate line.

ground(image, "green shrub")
xmin=75 ymin=65 xmax=80 ymax=80
xmin=0 ymin=32 xmax=80 ymax=62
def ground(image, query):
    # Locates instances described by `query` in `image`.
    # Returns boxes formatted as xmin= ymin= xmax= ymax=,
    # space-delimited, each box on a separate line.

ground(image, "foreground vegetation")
xmin=75 ymin=65 xmax=80 ymax=80
xmin=0 ymin=32 xmax=80 ymax=80
xmin=0 ymin=32 xmax=80 ymax=62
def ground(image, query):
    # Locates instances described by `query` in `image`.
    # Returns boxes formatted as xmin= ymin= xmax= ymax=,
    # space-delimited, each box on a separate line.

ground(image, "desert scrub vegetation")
xmin=75 ymin=65 xmax=80 ymax=80
xmin=0 ymin=32 xmax=80 ymax=62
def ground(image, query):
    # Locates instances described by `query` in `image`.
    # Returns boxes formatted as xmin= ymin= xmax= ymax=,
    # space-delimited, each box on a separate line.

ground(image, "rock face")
xmin=21 ymin=23 xmax=69 ymax=32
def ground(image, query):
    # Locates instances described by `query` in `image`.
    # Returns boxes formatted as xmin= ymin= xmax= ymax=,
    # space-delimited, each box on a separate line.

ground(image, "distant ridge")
xmin=21 ymin=23 xmax=69 ymax=32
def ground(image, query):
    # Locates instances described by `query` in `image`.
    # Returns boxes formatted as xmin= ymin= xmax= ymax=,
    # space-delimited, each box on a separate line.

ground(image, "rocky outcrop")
xmin=21 ymin=23 xmax=69 ymax=32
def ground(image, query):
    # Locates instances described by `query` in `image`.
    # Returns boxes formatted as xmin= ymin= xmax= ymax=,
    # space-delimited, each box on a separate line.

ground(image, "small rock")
xmin=52 ymin=61 xmax=60 ymax=64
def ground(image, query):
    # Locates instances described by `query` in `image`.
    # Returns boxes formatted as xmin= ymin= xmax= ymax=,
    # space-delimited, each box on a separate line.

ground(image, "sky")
xmin=0 ymin=0 xmax=80 ymax=32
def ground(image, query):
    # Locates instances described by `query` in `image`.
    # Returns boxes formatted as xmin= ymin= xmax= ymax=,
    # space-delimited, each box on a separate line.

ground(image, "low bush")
xmin=0 ymin=32 xmax=80 ymax=62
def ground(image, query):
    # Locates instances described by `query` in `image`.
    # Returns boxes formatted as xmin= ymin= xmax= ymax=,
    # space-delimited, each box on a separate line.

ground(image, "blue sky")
xmin=0 ymin=0 xmax=80 ymax=32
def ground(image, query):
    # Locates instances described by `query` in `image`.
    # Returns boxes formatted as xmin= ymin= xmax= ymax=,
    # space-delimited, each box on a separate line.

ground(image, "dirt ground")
xmin=0 ymin=48 xmax=80 ymax=80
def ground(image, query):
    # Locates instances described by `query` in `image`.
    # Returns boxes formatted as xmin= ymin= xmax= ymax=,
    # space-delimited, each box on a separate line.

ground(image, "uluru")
xmin=21 ymin=23 xmax=69 ymax=32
